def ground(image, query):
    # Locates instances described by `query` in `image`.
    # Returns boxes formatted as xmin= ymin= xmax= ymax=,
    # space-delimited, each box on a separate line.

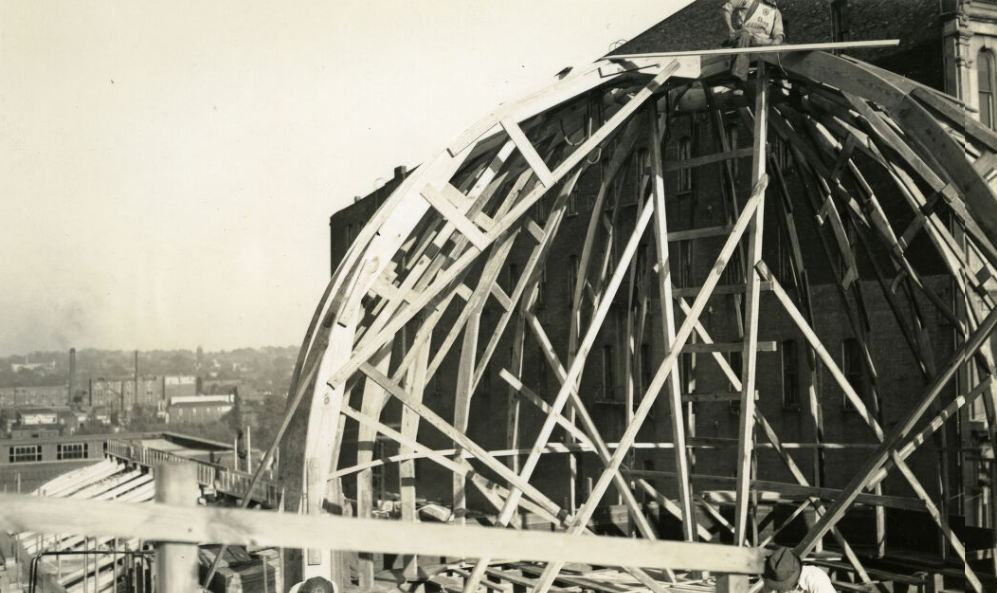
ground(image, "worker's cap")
xmin=762 ymin=547 xmax=801 ymax=592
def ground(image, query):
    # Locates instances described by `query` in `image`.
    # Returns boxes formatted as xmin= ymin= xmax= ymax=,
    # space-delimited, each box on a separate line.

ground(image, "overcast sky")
xmin=0 ymin=1 xmax=693 ymax=356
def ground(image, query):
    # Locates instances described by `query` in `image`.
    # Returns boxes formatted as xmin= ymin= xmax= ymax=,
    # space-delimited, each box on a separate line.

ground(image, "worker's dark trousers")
xmin=731 ymin=34 xmax=758 ymax=82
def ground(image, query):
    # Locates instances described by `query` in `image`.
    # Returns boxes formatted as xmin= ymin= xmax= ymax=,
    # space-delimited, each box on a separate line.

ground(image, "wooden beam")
xmin=501 ymin=118 xmax=555 ymax=187
xmin=609 ymin=40 xmax=899 ymax=60
xmin=0 ymin=494 xmax=766 ymax=574
xmin=759 ymin=262 xmax=885 ymax=440
xmin=663 ymin=147 xmax=755 ymax=171
xmin=793 ymin=300 xmax=997 ymax=555
xmin=648 ymin=101 xmax=696 ymax=544
xmin=682 ymin=342 xmax=777 ymax=354
xmin=889 ymin=451 xmax=982 ymax=593
xmin=462 ymin=193 xmax=662 ymax=593
xmin=420 ymin=183 xmax=491 ymax=251
xmin=734 ymin=62 xmax=769 ymax=546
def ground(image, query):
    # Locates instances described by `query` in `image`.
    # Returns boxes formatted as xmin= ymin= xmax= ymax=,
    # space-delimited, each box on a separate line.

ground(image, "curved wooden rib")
xmin=279 ymin=48 xmax=997 ymax=590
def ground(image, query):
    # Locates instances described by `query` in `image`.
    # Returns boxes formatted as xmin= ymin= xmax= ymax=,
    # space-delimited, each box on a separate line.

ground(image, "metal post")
xmin=155 ymin=463 xmax=199 ymax=593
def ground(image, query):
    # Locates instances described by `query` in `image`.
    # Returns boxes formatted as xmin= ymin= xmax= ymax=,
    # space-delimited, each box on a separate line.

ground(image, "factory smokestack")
xmin=134 ymin=350 xmax=140 ymax=409
xmin=69 ymin=348 xmax=77 ymax=405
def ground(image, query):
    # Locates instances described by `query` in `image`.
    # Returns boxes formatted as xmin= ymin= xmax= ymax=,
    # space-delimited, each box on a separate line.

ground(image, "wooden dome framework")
xmin=273 ymin=43 xmax=997 ymax=591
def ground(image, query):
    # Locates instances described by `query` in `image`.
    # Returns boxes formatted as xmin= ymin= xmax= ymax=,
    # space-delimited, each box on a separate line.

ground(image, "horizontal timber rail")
xmin=0 ymin=493 xmax=765 ymax=575
xmin=608 ymin=40 xmax=899 ymax=60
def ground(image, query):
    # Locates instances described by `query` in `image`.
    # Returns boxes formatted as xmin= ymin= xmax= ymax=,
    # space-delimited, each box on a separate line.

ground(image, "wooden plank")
xmin=357 ymin=363 xmax=566 ymax=519
xmin=0 ymin=493 xmax=767 ymax=574
xmin=421 ymin=183 xmax=491 ymax=251
xmin=889 ymin=451 xmax=982 ymax=593
xmin=523 ymin=314 xmax=672 ymax=561
xmin=400 ymin=327 xmax=430 ymax=579
xmin=734 ymin=62 xmax=768 ymax=547
xmin=530 ymin=184 xmax=766 ymax=593
xmin=634 ymin=479 xmax=713 ymax=541
xmin=667 ymin=225 xmax=735 ymax=242
xmin=608 ymin=40 xmax=899 ymax=60
xmin=356 ymin=346 xmax=392 ymax=588
xmin=794 ymin=300 xmax=997 ymax=555
xmin=663 ymin=147 xmax=755 ymax=171
xmin=462 ymin=197 xmax=665 ymax=593
xmin=681 ymin=391 xmax=755 ymax=403
xmin=501 ymin=118 xmax=555 ymax=187
xmin=681 ymin=342 xmax=777 ymax=354
xmin=453 ymin=312 xmax=482 ymax=527
xmin=760 ymin=262 xmax=884 ymax=440
xmin=648 ymin=101 xmax=696 ymax=544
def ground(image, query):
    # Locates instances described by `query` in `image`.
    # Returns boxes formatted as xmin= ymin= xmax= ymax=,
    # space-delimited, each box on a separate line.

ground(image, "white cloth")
xmin=796 ymin=565 xmax=837 ymax=593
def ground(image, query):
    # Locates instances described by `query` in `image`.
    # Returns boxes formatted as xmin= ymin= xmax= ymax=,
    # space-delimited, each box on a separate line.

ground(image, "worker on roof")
xmin=762 ymin=547 xmax=837 ymax=593
xmin=721 ymin=0 xmax=785 ymax=81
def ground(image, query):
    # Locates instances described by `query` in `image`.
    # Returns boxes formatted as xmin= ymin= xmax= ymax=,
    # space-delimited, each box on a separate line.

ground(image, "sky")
xmin=0 ymin=0 xmax=693 ymax=357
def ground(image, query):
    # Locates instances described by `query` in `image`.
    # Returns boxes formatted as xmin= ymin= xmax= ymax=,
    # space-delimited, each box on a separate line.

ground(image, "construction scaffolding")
xmin=3 ymin=41 xmax=997 ymax=593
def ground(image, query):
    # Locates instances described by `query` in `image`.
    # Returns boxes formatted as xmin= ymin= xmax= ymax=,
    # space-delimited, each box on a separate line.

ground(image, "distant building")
xmin=4 ymin=406 xmax=80 ymax=439
xmin=168 ymin=394 xmax=234 ymax=425
xmin=164 ymin=375 xmax=197 ymax=399
xmin=11 ymin=360 xmax=56 ymax=373
xmin=0 ymin=385 xmax=70 ymax=408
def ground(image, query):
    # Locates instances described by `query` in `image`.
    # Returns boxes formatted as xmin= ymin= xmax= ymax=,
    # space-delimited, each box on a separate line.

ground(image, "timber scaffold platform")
xmin=2 ymin=40 xmax=997 ymax=593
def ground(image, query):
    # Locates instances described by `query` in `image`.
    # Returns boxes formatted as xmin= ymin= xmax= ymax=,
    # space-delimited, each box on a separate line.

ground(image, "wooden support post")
xmin=453 ymin=313 xmax=481 ymax=527
xmin=154 ymin=464 xmax=198 ymax=593
xmin=734 ymin=61 xmax=768 ymax=547
xmin=400 ymin=324 xmax=430 ymax=579
xmin=357 ymin=346 xmax=392 ymax=589
xmin=648 ymin=101 xmax=696 ymax=543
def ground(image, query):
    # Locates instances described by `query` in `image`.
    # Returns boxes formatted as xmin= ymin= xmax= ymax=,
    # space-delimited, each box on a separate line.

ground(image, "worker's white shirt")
xmin=793 ymin=566 xmax=837 ymax=593
xmin=722 ymin=0 xmax=785 ymax=41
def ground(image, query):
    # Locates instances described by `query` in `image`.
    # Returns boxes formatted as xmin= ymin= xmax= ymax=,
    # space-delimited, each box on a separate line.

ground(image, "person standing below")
xmin=762 ymin=547 xmax=837 ymax=593
xmin=721 ymin=0 xmax=785 ymax=81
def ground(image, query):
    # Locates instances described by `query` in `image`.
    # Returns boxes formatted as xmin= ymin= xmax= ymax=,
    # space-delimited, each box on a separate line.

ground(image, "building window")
xmin=841 ymin=338 xmax=864 ymax=412
xmin=538 ymin=348 xmax=548 ymax=397
xmin=773 ymin=136 xmax=793 ymax=171
xmin=726 ymin=125 xmax=739 ymax=177
xmin=9 ymin=445 xmax=42 ymax=463
xmin=980 ymin=50 xmax=995 ymax=131
xmin=677 ymin=137 xmax=692 ymax=193
xmin=568 ymin=255 xmax=579 ymax=308
xmin=536 ymin=268 xmax=547 ymax=310
xmin=57 ymin=442 xmax=89 ymax=460
xmin=602 ymin=345 xmax=616 ymax=401
xmin=640 ymin=344 xmax=653 ymax=398
xmin=728 ymin=351 xmax=743 ymax=415
xmin=782 ymin=341 xmax=800 ymax=410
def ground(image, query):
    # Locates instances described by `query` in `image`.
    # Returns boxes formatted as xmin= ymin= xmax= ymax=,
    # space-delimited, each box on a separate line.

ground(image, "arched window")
xmin=980 ymin=50 xmax=995 ymax=130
